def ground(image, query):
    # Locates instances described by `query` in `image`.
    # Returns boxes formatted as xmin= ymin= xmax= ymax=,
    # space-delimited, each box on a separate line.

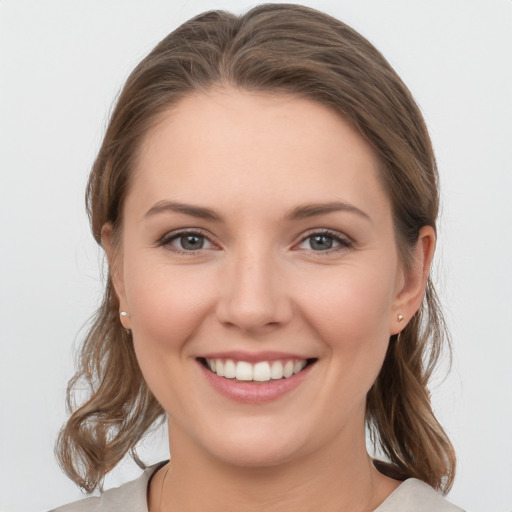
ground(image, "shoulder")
xmin=49 ymin=463 xmax=164 ymax=512
xmin=375 ymin=479 xmax=465 ymax=512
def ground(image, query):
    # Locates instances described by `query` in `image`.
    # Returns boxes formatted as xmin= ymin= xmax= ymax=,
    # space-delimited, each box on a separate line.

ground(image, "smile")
xmin=200 ymin=358 xmax=315 ymax=382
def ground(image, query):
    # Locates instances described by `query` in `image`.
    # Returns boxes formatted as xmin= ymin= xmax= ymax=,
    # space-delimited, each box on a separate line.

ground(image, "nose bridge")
xmin=217 ymin=240 xmax=292 ymax=332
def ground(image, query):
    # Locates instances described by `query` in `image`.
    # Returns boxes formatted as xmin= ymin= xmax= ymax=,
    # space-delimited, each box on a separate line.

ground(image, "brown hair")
xmin=56 ymin=3 xmax=456 ymax=493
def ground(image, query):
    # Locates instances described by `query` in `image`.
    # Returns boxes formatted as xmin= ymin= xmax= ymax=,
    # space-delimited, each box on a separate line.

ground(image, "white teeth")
xmin=224 ymin=359 xmax=236 ymax=379
xmin=270 ymin=361 xmax=284 ymax=380
xmin=235 ymin=361 xmax=253 ymax=381
xmin=283 ymin=360 xmax=294 ymax=378
xmin=205 ymin=358 xmax=310 ymax=381
xmin=294 ymin=360 xmax=306 ymax=374
xmin=253 ymin=361 xmax=271 ymax=382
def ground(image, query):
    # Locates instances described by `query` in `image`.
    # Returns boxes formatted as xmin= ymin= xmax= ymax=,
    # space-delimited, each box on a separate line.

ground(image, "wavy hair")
xmin=56 ymin=3 xmax=456 ymax=493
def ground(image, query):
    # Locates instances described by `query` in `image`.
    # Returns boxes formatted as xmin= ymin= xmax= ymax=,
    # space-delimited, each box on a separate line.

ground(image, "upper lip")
xmin=197 ymin=350 xmax=314 ymax=363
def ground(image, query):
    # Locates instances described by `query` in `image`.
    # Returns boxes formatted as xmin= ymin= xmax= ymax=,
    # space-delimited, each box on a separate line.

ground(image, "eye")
xmin=159 ymin=230 xmax=215 ymax=253
xmin=297 ymin=230 xmax=353 ymax=252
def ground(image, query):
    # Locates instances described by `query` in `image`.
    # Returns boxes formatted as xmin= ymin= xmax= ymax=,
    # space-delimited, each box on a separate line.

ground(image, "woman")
xmin=52 ymin=4 xmax=464 ymax=511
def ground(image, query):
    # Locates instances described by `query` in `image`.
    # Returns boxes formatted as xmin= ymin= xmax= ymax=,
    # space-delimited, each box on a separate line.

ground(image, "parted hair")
xmin=56 ymin=3 xmax=456 ymax=493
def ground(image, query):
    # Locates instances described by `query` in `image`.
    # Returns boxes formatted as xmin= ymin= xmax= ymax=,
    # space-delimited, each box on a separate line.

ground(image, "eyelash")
xmin=157 ymin=229 xmax=217 ymax=255
xmin=296 ymin=229 xmax=354 ymax=253
xmin=157 ymin=229 xmax=354 ymax=255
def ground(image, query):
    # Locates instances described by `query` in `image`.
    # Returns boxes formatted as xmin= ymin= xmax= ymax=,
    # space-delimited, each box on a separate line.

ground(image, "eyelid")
xmin=157 ymin=228 xmax=219 ymax=254
xmin=294 ymin=228 xmax=354 ymax=252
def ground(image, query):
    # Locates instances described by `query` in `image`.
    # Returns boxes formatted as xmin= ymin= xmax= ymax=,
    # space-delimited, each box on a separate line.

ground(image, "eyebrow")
xmin=144 ymin=200 xmax=370 ymax=223
xmin=285 ymin=201 xmax=371 ymax=222
xmin=145 ymin=200 xmax=223 ymax=221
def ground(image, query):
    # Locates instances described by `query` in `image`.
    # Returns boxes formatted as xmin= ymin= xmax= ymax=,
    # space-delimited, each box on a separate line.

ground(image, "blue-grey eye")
xmin=160 ymin=230 xmax=215 ymax=253
xmin=297 ymin=231 xmax=351 ymax=252
xmin=177 ymin=234 xmax=205 ymax=250
xmin=309 ymin=234 xmax=334 ymax=250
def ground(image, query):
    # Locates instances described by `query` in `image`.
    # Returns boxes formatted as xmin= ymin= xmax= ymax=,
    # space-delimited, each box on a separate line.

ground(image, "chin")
xmin=207 ymin=438 xmax=302 ymax=469
xmin=188 ymin=415 xmax=312 ymax=469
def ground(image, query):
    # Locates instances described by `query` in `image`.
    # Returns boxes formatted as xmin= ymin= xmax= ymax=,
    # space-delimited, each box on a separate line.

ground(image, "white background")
xmin=1 ymin=1 xmax=511 ymax=511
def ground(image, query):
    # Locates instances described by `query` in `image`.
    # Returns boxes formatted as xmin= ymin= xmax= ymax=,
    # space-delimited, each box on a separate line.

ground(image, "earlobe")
xmin=101 ymin=223 xmax=127 ymax=309
xmin=391 ymin=226 xmax=436 ymax=334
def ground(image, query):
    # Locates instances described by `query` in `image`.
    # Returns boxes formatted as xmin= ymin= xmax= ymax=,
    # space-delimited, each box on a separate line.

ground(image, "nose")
xmin=215 ymin=247 xmax=294 ymax=334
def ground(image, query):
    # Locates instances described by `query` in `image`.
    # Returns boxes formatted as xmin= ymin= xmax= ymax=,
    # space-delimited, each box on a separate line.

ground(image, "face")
xmin=107 ymin=89 xmax=428 ymax=468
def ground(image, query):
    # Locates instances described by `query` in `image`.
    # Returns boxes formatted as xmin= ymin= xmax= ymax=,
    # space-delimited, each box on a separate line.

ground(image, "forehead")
xmin=129 ymin=88 xmax=389 ymax=219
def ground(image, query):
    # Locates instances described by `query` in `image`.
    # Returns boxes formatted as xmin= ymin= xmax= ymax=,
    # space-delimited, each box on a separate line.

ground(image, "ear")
xmin=390 ymin=225 xmax=436 ymax=334
xmin=101 ymin=223 xmax=131 ymax=330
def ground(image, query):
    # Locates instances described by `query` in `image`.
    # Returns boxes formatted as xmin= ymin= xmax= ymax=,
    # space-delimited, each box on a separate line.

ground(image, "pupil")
xmin=181 ymin=234 xmax=203 ymax=250
xmin=311 ymin=235 xmax=333 ymax=250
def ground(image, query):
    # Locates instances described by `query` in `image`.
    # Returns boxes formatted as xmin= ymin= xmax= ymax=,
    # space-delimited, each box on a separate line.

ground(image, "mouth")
xmin=197 ymin=357 xmax=317 ymax=383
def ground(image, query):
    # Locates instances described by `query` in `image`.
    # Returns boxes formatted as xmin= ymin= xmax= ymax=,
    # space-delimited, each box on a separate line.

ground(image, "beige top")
xmin=50 ymin=463 xmax=465 ymax=512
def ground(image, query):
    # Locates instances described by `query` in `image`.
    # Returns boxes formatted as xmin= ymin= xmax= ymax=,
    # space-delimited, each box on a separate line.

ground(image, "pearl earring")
xmin=397 ymin=314 xmax=404 ymax=322
xmin=120 ymin=311 xmax=132 ymax=333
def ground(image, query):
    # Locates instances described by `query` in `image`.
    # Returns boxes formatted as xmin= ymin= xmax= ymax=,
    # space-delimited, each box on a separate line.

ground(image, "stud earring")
xmin=397 ymin=314 xmax=404 ymax=322
xmin=120 ymin=311 xmax=132 ymax=333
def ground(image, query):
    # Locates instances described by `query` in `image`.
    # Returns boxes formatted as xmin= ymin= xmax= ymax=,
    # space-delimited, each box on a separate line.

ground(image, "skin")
xmin=103 ymin=88 xmax=435 ymax=512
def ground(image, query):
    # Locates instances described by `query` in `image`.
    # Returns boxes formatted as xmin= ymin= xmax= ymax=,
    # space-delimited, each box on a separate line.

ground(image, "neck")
xmin=151 ymin=419 xmax=399 ymax=512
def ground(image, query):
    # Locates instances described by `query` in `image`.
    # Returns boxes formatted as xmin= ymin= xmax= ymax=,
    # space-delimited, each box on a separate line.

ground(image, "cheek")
xmin=124 ymin=259 xmax=215 ymax=352
xmin=298 ymin=264 xmax=396 ymax=343
xmin=295 ymin=264 xmax=396 ymax=392
xmin=124 ymin=260 xmax=217 ymax=413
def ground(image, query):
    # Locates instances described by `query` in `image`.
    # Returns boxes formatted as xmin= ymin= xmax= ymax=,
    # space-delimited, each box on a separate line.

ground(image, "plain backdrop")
xmin=1 ymin=1 xmax=511 ymax=511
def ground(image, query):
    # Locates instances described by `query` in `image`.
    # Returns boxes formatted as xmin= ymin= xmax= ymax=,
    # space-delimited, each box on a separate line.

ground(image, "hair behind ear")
xmin=366 ymin=278 xmax=455 ymax=492
xmin=55 ymin=281 xmax=164 ymax=492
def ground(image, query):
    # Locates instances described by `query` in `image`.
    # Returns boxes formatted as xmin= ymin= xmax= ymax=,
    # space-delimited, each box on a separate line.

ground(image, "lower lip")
xmin=198 ymin=361 xmax=314 ymax=404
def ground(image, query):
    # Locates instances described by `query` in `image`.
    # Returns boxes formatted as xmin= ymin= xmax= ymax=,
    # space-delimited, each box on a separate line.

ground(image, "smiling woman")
xmin=51 ymin=4 xmax=463 ymax=512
